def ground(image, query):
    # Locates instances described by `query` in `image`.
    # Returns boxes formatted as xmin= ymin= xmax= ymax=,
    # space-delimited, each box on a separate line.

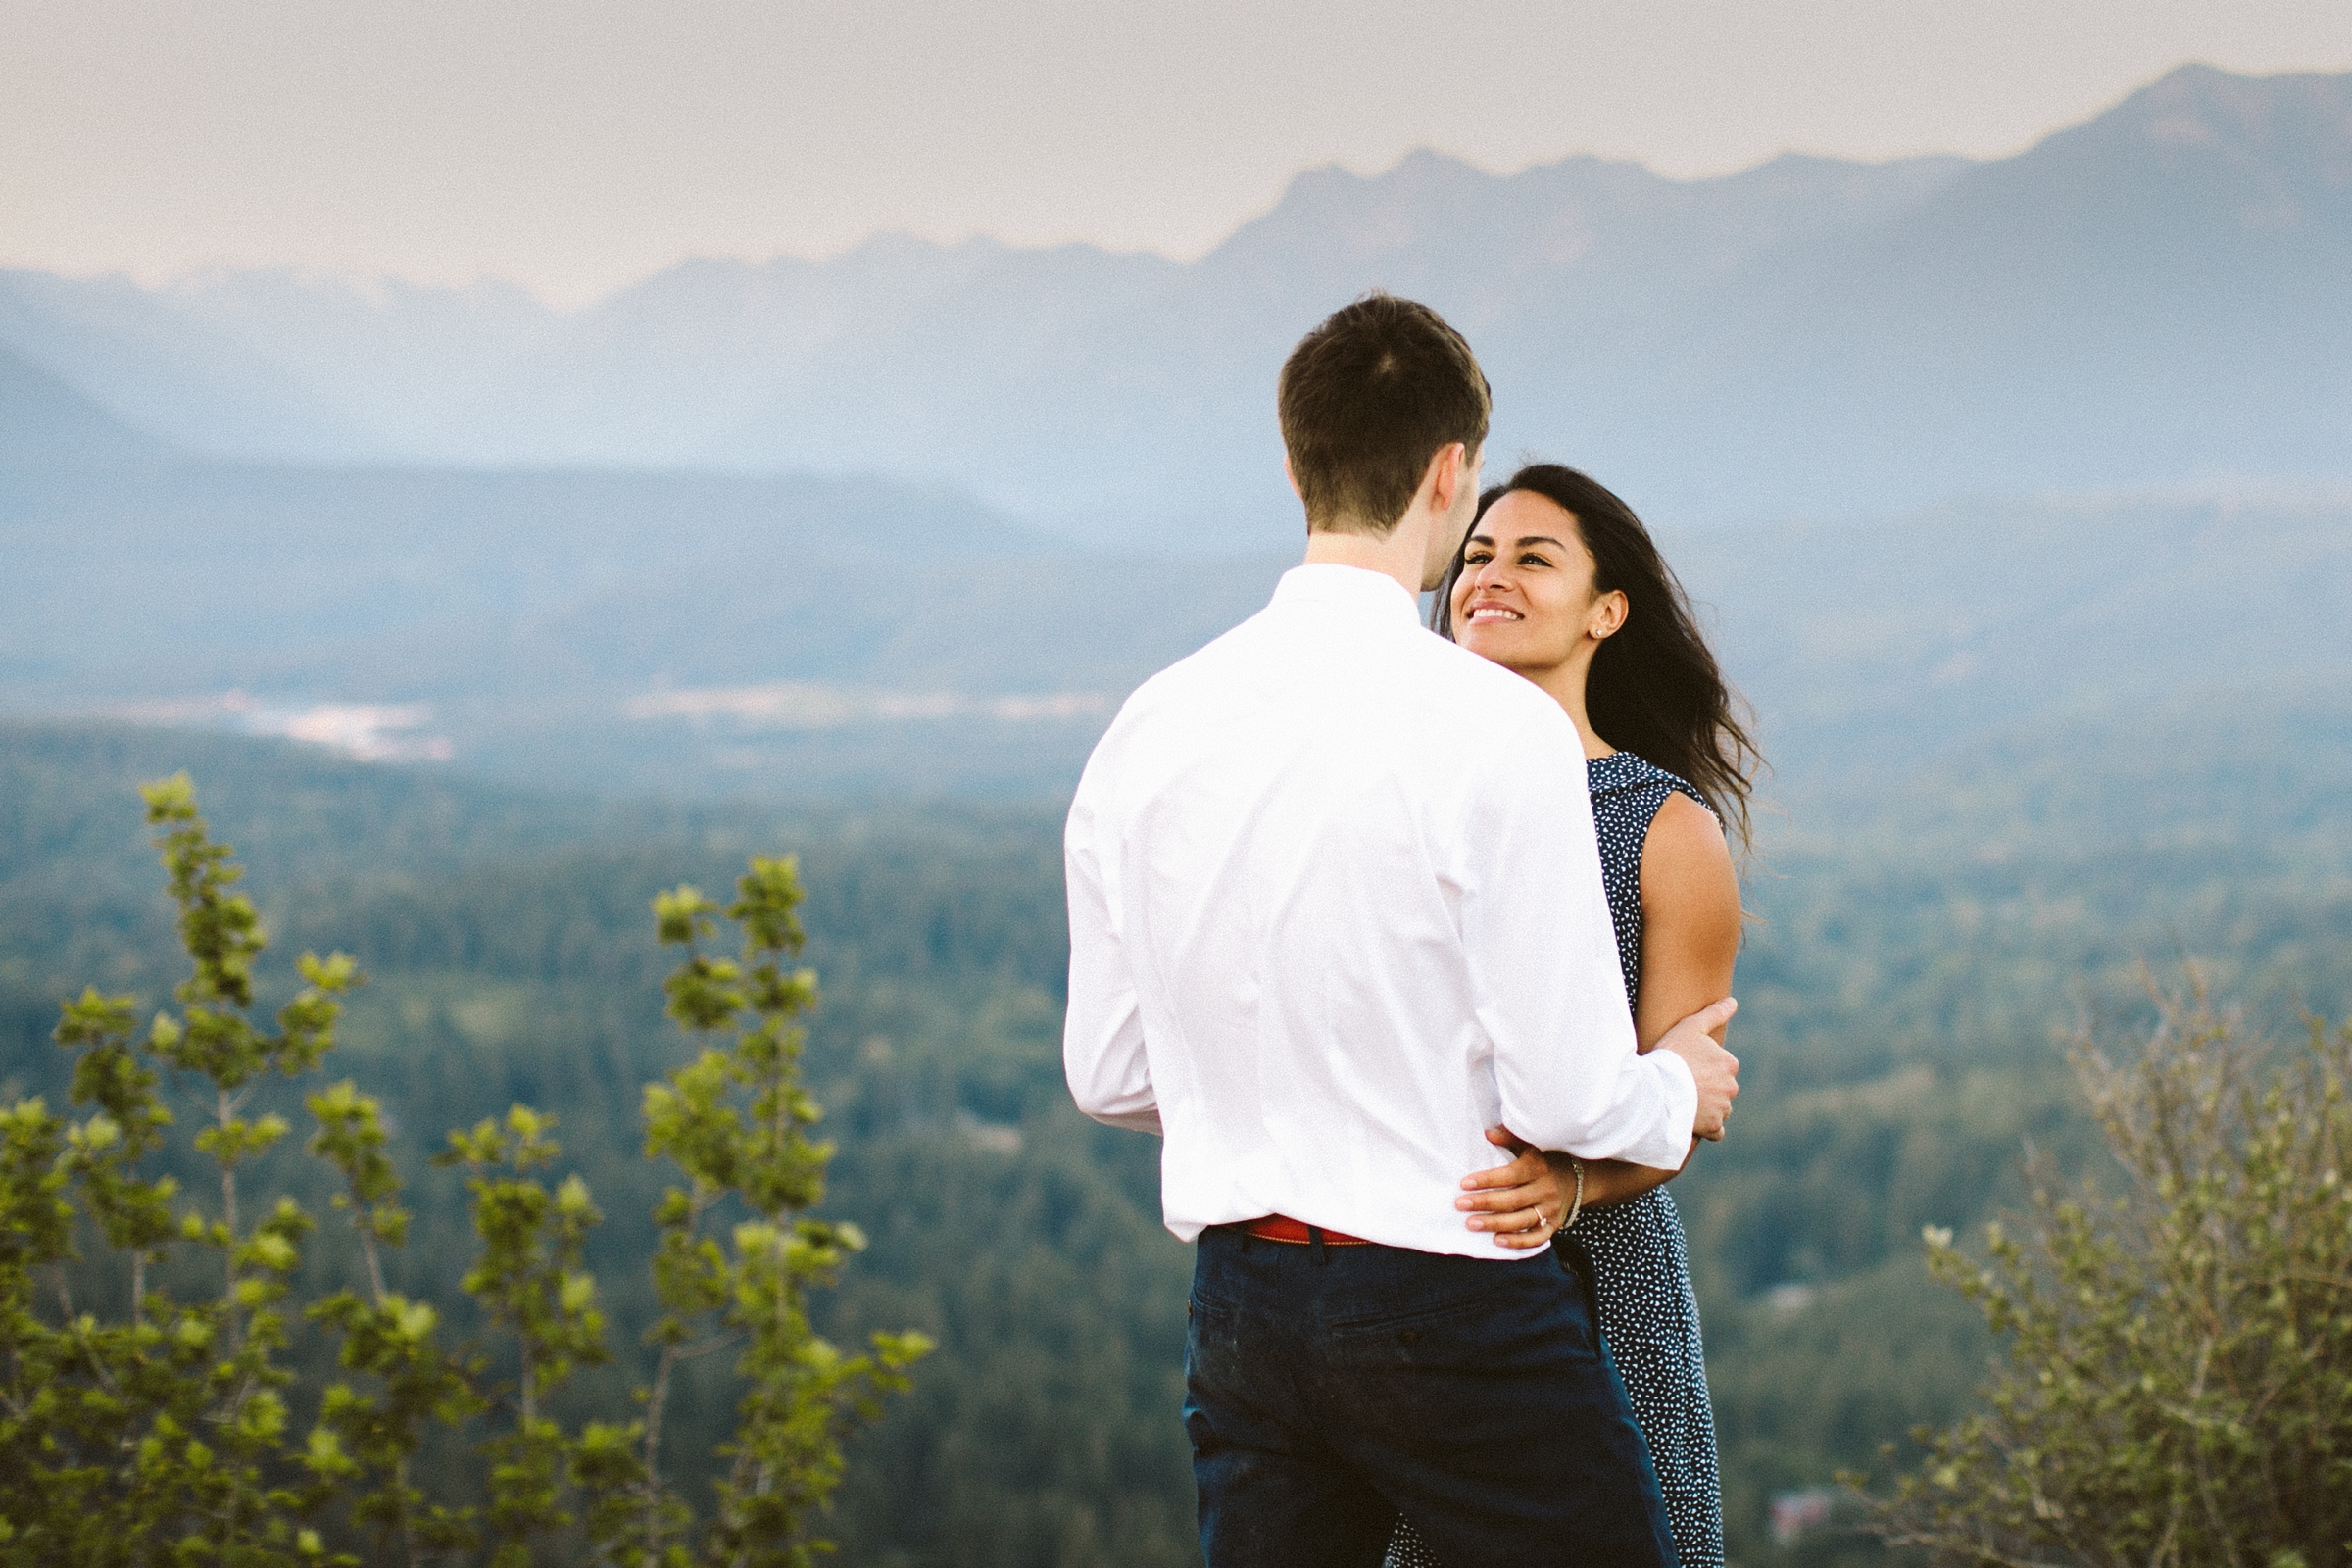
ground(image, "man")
xmin=1063 ymin=294 xmax=1740 ymax=1567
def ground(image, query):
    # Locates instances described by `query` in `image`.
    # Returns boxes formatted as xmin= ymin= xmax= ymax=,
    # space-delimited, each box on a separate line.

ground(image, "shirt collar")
xmin=1269 ymin=564 xmax=1423 ymax=628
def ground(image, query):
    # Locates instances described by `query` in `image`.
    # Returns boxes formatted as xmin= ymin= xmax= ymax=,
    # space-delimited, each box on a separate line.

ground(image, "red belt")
xmin=1244 ymin=1214 xmax=1372 ymax=1246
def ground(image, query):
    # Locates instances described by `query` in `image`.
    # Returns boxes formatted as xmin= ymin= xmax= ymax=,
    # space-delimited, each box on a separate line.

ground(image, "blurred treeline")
xmin=2 ymin=707 xmax=2347 ymax=1567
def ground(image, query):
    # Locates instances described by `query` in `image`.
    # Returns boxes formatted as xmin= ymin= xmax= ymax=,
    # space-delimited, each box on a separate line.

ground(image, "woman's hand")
xmin=1456 ymin=1127 xmax=1568 ymax=1250
xmin=1459 ymin=1127 xmax=1694 ymax=1245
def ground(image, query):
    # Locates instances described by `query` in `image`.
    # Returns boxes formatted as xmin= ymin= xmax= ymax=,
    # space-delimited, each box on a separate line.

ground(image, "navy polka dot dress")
xmin=1387 ymin=751 xmax=1727 ymax=1568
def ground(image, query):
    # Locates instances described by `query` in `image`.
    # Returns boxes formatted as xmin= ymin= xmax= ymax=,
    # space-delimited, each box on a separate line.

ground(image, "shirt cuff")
xmin=1089 ymin=1105 xmax=1164 ymax=1136
xmin=1627 ymin=1048 xmax=1698 ymax=1171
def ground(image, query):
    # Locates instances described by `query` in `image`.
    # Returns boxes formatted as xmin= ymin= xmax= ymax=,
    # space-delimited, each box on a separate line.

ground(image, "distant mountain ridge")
xmin=4 ymin=63 xmax=2348 ymax=548
xmin=0 ymin=344 xmax=170 ymax=466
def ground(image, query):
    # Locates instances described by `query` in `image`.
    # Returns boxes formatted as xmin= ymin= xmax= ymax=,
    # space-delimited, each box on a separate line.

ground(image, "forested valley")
xmin=5 ymin=698 xmax=2346 ymax=1566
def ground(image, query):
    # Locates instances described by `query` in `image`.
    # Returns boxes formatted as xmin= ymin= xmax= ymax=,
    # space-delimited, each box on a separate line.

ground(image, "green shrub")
xmin=0 ymin=776 xmax=928 ymax=1566
xmin=1877 ymin=976 xmax=2352 ymax=1567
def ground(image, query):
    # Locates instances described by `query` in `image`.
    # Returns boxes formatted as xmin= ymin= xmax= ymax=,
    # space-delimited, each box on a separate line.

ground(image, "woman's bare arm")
xmin=1631 ymin=790 xmax=1742 ymax=1051
xmin=1461 ymin=790 xmax=1742 ymax=1244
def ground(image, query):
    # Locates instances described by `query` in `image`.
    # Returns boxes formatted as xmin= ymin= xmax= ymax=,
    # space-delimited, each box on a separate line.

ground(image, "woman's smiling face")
xmin=1450 ymin=488 xmax=1621 ymax=677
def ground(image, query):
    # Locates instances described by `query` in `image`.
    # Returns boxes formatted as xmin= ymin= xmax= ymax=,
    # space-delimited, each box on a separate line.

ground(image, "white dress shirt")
xmin=1063 ymin=564 xmax=1697 ymax=1257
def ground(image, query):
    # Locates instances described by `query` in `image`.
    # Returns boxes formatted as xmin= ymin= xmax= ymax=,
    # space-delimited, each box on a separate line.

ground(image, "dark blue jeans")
xmin=1185 ymin=1226 xmax=1678 ymax=1568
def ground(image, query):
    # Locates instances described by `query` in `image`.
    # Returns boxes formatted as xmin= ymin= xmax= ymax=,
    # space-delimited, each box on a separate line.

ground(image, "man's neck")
xmin=1299 ymin=513 xmax=1431 ymax=598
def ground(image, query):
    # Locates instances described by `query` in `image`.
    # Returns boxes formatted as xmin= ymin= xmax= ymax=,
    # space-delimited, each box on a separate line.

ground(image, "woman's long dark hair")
xmin=1433 ymin=463 xmax=1762 ymax=851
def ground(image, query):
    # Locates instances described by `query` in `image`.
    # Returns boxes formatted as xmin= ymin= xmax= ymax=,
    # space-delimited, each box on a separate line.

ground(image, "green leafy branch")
xmin=577 ymin=861 xmax=932 ymax=1568
xmin=0 ymin=776 xmax=926 ymax=1566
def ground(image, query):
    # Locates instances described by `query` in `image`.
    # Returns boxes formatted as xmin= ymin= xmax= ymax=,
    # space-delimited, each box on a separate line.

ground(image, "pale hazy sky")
xmin=6 ymin=0 xmax=2350 ymax=305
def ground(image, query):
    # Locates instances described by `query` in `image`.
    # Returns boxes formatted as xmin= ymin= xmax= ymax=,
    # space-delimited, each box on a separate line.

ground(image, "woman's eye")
xmin=1518 ymin=553 xmax=1550 ymax=567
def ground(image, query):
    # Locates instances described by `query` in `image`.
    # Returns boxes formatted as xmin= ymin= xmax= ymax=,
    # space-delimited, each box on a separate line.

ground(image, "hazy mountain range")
xmin=6 ymin=62 xmax=2350 ymax=550
xmin=6 ymin=59 xmax=2348 ymax=802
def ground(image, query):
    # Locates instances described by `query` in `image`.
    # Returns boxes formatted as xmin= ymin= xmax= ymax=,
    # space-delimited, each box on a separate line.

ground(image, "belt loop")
xmin=1309 ymin=1224 xmax=1328 ymax=1264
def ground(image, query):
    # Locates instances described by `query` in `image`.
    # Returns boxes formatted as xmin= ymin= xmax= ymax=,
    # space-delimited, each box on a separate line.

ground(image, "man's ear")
xmin=1283 ymin=453 xmax=1301 ymax=500
xmin=1427 ymin=442 xmax=1467 ymax=514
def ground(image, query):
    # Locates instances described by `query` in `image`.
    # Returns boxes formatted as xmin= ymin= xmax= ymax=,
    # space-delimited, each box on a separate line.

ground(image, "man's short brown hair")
xmin=1278 ymin=293 xmax=1491 ymax=535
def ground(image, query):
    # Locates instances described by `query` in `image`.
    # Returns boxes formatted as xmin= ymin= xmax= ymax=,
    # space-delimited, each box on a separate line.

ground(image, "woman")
xmin=1391 ymin=464 xmax=1758 ymax=1568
